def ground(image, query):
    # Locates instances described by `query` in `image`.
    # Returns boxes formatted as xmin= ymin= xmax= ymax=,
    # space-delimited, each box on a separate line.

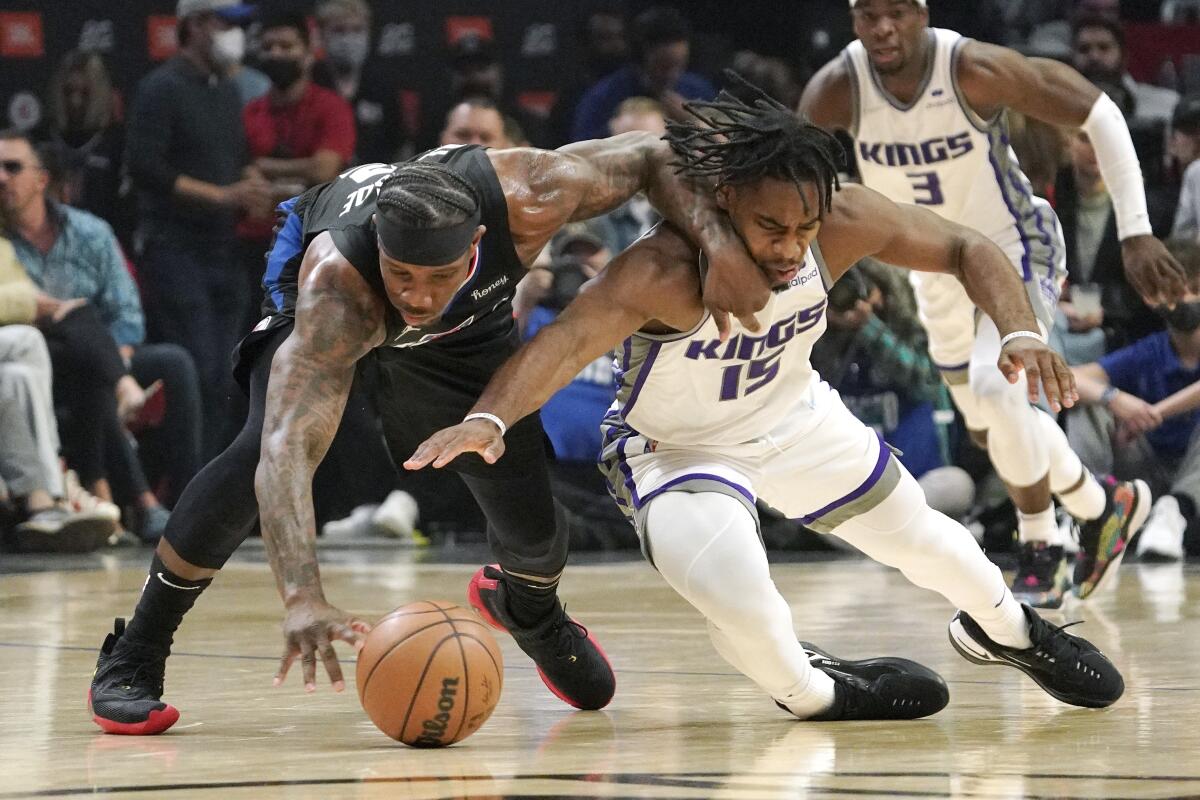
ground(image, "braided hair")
xmin=666 ymin=71 xmax=844 ymax=216
xmin=375 ymin=162 xmax=480 ymax=230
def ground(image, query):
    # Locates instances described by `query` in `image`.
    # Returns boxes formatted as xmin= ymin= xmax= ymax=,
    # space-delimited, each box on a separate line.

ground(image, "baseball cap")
xmin=176 ymin=0 xmax=257 ymax=23
xmin=1173 ymin=94 xmax=1200 ymax=133
xmin=551 ymin=223 xmax=605 ymax=260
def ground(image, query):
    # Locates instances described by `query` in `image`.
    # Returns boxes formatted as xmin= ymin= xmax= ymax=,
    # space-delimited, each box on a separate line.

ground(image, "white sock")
xmin=1017 ymin=506 xmax=1059 ymax=545
xmin=1035 ymin=412 xmax=1107 ymax=520
xmin=1056 ymin=468 xmax=1107 ymax=521
xmin=971 ymin=587 xmax=1034 ymax=649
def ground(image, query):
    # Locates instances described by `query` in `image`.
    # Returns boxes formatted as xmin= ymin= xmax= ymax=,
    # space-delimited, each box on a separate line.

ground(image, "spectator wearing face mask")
xmin=312 ymin=0 xmax=406 ymax=164
xmin=1067 ymin=239 xmax=1200 ymax=560
xmin=238 ymin=8 xmax=355 ymax=330
xmin=125 ymin=0 xmax=273 ymax=456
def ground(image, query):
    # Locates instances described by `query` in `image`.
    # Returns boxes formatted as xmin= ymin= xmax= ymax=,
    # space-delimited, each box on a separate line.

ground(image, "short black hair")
xmin=375 ymin=162 xmax=480 ymax=230
xmin=258 ymin=8 xmax=310 ymax=46
xmin=1072 ymin=14 xmax=1125 ymax=56
xmin=666 ymin=71 xmax=844 ymax=216
xmin=631 ymin=6 xmax=690 ymax=63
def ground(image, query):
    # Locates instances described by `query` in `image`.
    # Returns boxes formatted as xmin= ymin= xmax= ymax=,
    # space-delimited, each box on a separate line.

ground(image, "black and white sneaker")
xmin=781 ymin=643 xmax=949 ymax=721
xmin=948 ymin=604 xmax=1123 ymax=708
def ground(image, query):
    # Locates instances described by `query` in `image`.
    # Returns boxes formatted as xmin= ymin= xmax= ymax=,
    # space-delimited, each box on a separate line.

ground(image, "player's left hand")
xmin=997 ymin=336 xmax=1078 ymax=413
xmin=1121 ymin=235 xmax=1187 ymax=305
xmin=404 ymin=418 xmax=507 ymax=470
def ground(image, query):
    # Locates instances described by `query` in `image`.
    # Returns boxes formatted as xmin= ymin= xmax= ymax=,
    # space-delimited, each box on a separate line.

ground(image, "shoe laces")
xmin=547 ymin=605 xmax=589 ymax=662
xmin=1030 ymin=618 xmax=1102 ymax=678
xmin=108 ymin=639 xmax=168 ymax=694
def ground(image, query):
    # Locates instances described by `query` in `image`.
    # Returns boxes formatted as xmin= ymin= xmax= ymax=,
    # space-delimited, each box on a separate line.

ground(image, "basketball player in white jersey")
xmin=407 ymin=82 xmax=1124 ymax=719
xmin=799 ymin=0 xmax=1187 ymax=608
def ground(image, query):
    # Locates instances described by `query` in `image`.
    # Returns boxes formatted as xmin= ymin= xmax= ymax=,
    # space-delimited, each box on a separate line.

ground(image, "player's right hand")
xmin=403 ymin=419 xmax=507 ymax=470
xmin=275 ymin=598 xmax=371 ymax=694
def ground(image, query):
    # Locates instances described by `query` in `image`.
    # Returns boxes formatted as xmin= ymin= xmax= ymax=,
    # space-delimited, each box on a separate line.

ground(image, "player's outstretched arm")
xmin=821 ymin=184 xmax=1077 ymax=412
xmin=491 ymin=134 xmax=769 ymax=338
xmin=957 ymin=41 xmax=1187 ymax=302
xmin=256 ymin=235 xmax=385 ymax=694
xmin=405 ymin=241 xmax=686 ymax=470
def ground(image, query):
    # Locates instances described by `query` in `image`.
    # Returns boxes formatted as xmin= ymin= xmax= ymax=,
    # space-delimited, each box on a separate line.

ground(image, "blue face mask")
xmin=1156 ymin=301 xmax=1200 ymax=333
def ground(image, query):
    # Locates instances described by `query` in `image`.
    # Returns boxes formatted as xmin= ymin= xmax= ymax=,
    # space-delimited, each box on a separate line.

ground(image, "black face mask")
xmin=261 ymin=58 xmax=304 ymax=91
xmin=1156 ymin=301 xmax=1200 ymax=333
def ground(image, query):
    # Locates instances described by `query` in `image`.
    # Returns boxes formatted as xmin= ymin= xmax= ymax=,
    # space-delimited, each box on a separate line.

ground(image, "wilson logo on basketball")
xmin=414 ymin=677 xmax=460 ymax=745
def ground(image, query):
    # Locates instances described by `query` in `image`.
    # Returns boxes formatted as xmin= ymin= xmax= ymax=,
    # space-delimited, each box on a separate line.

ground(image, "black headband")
xmin=375 ymin=209 xmax=482 ymax=267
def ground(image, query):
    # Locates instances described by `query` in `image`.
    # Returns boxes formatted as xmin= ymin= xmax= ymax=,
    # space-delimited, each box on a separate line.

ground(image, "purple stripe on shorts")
xmin=798 ymin=433 xmax=889 ymax=526
xmin=637 ymin=472 xmax=755 ymax=510
xmin=616 ymin=436 xmax=641 ymax=507
xmin=622 ymin=341 xmax=661 ymax=417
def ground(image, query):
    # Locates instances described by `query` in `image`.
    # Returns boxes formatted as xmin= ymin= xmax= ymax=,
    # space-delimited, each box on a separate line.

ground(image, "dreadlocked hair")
xmin=666 ymin=70 xmax=844 ymax=215
xmin=375 ymin=162 xmax=480 ymax=230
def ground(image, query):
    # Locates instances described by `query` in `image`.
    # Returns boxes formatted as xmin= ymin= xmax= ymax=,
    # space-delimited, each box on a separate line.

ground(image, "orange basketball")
xmin=356 ymin=600 xmax=503 ymax=747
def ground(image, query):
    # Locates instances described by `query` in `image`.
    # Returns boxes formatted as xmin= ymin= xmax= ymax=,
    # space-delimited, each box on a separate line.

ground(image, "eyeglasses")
xmin=0 ymin=160 xmax=38 ymax=176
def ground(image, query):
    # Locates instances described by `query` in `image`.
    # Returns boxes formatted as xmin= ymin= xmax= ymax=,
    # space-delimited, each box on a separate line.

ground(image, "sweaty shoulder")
xmin=952 ymin=39 xmax=1018 ymax=120
xmin=815 ymin=184 xmax=894 ymax=273
xmin=799 ymin=55 xmax=855 ymax=132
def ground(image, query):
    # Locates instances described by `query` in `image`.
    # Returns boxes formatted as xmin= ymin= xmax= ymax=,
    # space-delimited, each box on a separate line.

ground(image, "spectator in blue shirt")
xmin=1068 ymin=239 xmax=1200 ymax=560
xmin=570 ymin=6 xmax=715 ymax=142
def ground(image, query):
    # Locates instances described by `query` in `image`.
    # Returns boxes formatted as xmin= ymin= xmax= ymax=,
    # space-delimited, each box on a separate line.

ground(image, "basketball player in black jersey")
xmin=88 ymin=138 xmax=771 ymax=735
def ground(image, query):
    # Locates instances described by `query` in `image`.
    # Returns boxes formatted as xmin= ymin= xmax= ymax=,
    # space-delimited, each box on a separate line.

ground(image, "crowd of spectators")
xmin=2 ymin=0 xmax=1197 ymax=559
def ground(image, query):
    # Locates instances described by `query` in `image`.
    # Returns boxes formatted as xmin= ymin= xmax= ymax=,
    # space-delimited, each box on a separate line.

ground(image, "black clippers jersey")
xmin=274 ymin=144 xmax=526 ymax=349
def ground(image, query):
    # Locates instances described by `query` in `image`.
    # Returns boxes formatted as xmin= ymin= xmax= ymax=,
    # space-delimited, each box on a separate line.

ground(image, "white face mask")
xmin=210 ymin=26 xmax=245 ymax=68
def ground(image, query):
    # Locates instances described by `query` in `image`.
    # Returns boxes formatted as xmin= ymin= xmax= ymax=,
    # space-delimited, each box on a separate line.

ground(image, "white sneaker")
xmin=63 ymin=470 xmax=121 ymax=522
xmin=1135 ymin=495 xmax=1186 ymax=561
xmin=322 ymin=504 xmax=378 ymax=538
xmin=372 ymin=490 xmax=419 ymax=540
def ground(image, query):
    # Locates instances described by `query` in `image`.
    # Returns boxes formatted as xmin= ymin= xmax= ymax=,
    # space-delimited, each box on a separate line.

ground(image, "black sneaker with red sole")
xmin=88 ymin=618 xmax=179 ymax=735
xmin=468 ymin=564 xmax=615 ymax=710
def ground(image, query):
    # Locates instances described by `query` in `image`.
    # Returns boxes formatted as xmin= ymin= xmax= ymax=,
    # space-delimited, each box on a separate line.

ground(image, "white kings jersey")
xmin=610 ymin=242 xmax=833 ymax=447
xmin=844 ymin=28 xmax=1060 ymax=283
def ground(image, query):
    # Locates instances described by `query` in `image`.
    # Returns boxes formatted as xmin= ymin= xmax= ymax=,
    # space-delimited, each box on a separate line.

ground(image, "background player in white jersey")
xmin=799 ymin=0 xmax=1188 ymax=608
xmin=407 ymin=82 xmax=1124 ymax=719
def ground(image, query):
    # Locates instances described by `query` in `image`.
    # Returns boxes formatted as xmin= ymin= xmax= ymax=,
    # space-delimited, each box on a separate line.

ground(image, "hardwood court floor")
xmin=2 ymin=545 xmax=1198 ymax=799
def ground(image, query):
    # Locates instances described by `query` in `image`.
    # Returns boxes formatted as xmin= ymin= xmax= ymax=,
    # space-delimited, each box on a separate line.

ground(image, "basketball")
xmin=356 ymin=600 xmax=503 ymax=747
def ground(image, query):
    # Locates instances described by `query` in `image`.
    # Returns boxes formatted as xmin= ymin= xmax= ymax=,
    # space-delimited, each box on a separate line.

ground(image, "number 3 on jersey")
xmin=906 ymin=171 xmax=944 ymax=206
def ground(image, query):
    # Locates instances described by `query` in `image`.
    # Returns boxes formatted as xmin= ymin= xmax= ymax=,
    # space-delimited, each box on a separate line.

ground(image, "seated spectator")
xmin=1171 ymin=95 xmax=1200 ymax=240
xmin=585 ymin=98 xmax=665 ymax=257
xmin=1053 ymin=122 xmax=1171 ymax=361
xmin=312 ymin=0 xmax=409 ymax=163
xmin=2 ymin=132 xmax=200 ymax=540
xmin=1071 ymin=14 xmax=1179 ymax=124
xmin=571 ymin=6 xmax=716 ymax=142
xmin=39 ymin=51 xmax=136 ymax=252
xmin=1067 ymin=239 xmax=1200 ymax=560
xmin=0 ymin=238 xmax=117 ymax=545
xmin=238 ymin=8 xmax=355 ymax=331
xmin=439 ymin=97 xmax=512 ymax=149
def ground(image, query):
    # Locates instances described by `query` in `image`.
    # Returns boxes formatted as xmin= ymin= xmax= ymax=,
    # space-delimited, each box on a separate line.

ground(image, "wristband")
xmin=1100 ymin=385 xmax=1119 ymax=407
xmin=464 ymin=412 xmax=507 ymax=437
xmin=999 ymin=330 xmax=1046 ymax=348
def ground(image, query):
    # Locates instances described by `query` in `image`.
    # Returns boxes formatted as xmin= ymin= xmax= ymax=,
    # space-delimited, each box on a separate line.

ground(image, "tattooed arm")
xmin=489 ymin=134 xmax=769 ymax=336
xmin=255 ymin=232 xmax=386 ymax=694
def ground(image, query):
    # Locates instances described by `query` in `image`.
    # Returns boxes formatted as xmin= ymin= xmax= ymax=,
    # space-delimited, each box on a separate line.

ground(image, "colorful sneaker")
xmin=948 ymin=604 xmax=1123 ymax=708
xmin=1074 ymin=477 xmax=1151 ymax=600
xmin=468 ymin=565 xmax=615 ymax=710
xmin=88 ymin=619 xmax=179 ymax=735
xmin=1009 ymin=541 xmax=1071 ymax=609
xmin=782 ymin=643 xmax=949 ymax=720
